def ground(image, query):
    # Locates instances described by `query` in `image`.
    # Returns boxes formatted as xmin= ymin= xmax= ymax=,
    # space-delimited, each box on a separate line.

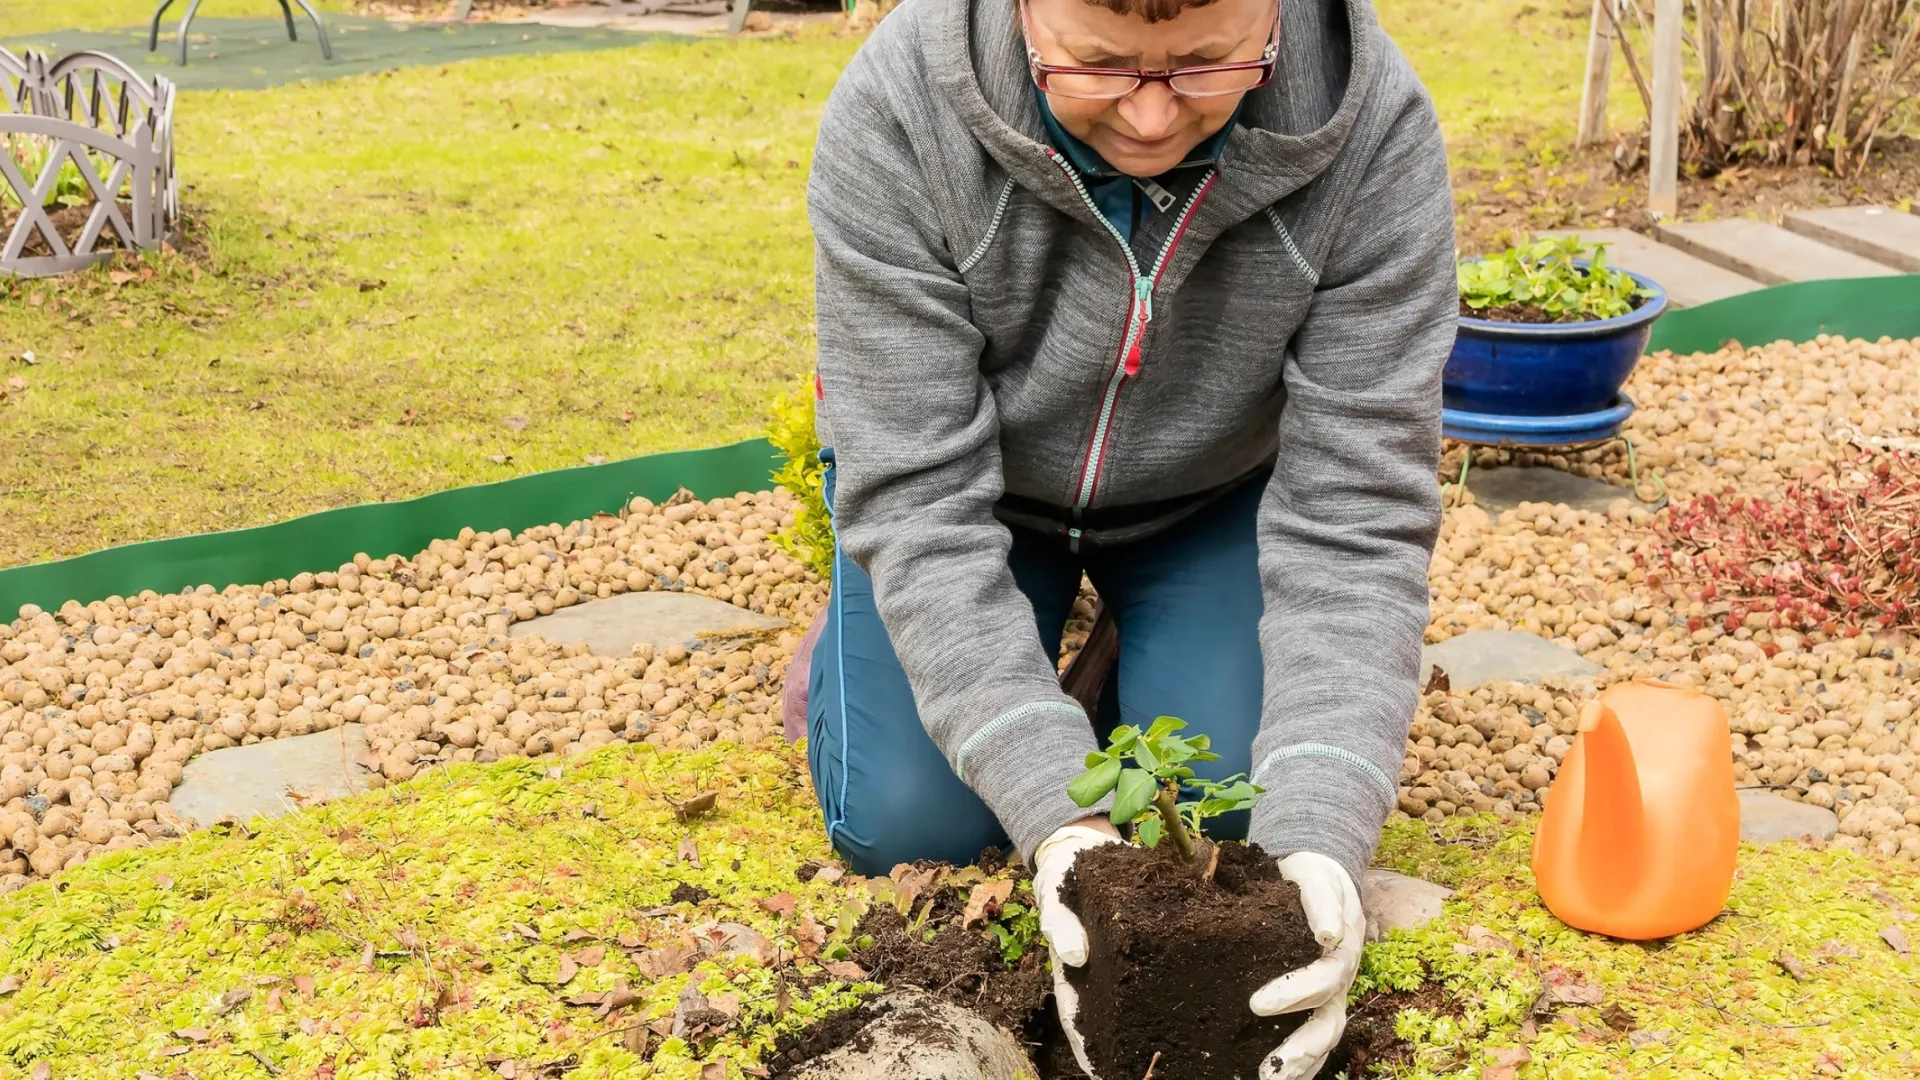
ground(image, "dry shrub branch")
xmin=1685 ymin=0 xmax=1920 ymax=174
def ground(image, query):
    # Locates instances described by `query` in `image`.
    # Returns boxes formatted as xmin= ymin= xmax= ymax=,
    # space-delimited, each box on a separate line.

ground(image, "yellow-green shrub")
xmin=768 ymin=373 xmax=833 ymax=580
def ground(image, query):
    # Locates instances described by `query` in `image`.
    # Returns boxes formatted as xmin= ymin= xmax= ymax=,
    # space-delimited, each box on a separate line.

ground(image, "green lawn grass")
xmin=0 ymin=0 xmax=1641 ymax=569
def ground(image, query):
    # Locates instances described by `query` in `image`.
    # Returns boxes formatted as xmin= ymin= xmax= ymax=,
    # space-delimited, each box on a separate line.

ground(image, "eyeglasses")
xmin=1019 ymin=0 xmax=1281 ymax=101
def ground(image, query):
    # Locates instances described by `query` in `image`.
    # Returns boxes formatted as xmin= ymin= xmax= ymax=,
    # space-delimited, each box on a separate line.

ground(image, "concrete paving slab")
xmin=1738 ymin=789 xmax=1840 ymax=844
xmin=509 ymin=591 xmax=787 ymax=657
xmin=1654 ymin=218 xmax=1902 ymax=285
xmin=1420 ymin=631 xmax=1607 ymax=690
xmin=1361 ymin=869 xmax=1452 ymax=942
xmin=170 ymin=724 xmax=374 ymax=828
xmin=1466 ymin=465 xmax=1636 ymax=516
xmin=1782 ymin=206 xmax=1920 ymax=273
xmin=1534 ymin=227 xmax=1763 ymax=308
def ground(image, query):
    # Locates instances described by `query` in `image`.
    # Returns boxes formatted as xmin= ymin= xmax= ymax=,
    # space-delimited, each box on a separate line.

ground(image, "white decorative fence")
xmin=0 ymin=49 xmax=177 ymax=277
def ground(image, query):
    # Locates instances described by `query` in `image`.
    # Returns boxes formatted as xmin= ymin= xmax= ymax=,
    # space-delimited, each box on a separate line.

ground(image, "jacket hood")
xmin=920 ymin=0 xmax=1381 ymax=224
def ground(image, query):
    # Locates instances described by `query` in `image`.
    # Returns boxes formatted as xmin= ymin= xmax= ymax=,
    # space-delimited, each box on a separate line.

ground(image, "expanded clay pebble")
xmin=0 ymin=489 xmax=825 ymax=886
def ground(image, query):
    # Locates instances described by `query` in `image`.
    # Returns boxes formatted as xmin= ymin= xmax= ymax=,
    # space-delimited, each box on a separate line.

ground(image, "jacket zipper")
xmin=1044 ymin=150 xmax=1215 ymax=551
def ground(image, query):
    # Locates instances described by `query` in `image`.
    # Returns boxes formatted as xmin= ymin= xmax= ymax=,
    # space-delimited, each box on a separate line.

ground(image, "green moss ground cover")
xmin=0 ymin=741 xmax=1913 ymax=1079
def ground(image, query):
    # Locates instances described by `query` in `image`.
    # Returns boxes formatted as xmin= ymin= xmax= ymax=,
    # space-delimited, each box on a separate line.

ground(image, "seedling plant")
xmin=1458 ymin=236 xmax=1655 ymax=321
xmin=1067 ymin=716 xmax=1262 ymax=866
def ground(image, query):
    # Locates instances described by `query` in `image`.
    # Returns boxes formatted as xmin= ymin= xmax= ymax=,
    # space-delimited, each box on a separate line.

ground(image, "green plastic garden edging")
xmin=0 ymin=438 xmax=782 ymax=618
xmin=1 ymin=274 xmax=1916 ymax=619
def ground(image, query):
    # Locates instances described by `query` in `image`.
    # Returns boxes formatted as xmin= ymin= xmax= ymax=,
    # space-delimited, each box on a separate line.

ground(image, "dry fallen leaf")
xmin=1600 ymin=1002 xmax=1636 ymax=1032
xmin=1775 ymin=953 xmax=1809 ymax=981
xmin=1422 ymin=665 xmax=1451 ymax=694
xmin=963 ymin=880 xmax=1015 ymax=927
xmin=361 ymin=943 xmax=377 ymax=970
xmin=160 ymin=1046 xmax=191 ymax=1058
xmin=708 ymin=992 xmax=742 ymax=1018
xmin=701 ymin=1062 xmax=727 ymax=1080
xmin=264 ymin=988 xmax=283 ymax=1014
xmin=31 ymin=1062 xmax=48 ymax=1080
xmin=623 ymin=1024 xmax=649 ymax=1056
xmin=1541 ymin=968 xmax=1604 ymax=1005
xmin=759 ymin=893 xmax=798 ymax=918
xmin=556 ymin=954 xmax=578 ymax=986
xmin=573 ymin=945 xmax=606 ymax=967
xmin=503 ymin=415 xmax=529 ymax=432
xmin=0 ymin=975 xmax=20 ymax=995
xmin=673 ymin=792 xmax=719 ymax=822
xmin=823 ymin=960 xmax=867 ymax=982
xmin=678 ymin=838 xmax=703 ymax=868
xmin=214 ymin=988 xmax=252 ymax=1016
xmin=173 ymin=1027 xmax=211 ymax=1042
xmin=514 ymin=923 xmax=542 ymax=943
xmin=293 ymin=975 xmax=315 ymax=996
xmin=6 ymin=376 xmax=25 ymax=392
xmin=585 ymin=454 xmax=607 ymax=465
xmin=1629 ymin=1029 xmax=1671 ymax=1049
xmin=1882 ymin=925 xmax=1911 ymax=958
xmin=637 ymin=943 xmax=698 ymax=978
xmin=1465 ymin=925 xmax=1519 ymax=954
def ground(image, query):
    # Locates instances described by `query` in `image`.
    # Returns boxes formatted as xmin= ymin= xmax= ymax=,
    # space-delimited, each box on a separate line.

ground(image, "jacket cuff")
xmin=955 ymin=698 xmax=1107 ymax=861
xmin=1247 ymin=744 xmax=1399 ymax=888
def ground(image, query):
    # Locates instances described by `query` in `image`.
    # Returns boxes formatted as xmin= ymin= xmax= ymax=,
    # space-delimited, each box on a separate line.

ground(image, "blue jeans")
xmin=806 ymin=449 xmax=1266 ymax=876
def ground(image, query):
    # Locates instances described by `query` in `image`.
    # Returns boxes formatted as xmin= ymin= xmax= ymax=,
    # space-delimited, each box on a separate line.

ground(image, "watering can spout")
xmin=1575 ymin=700 xmax=1646 ymax=902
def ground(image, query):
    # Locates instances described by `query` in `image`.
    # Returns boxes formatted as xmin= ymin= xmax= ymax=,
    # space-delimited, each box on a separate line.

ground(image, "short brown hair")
xmin=1083 ymin=0 xmax=1222 ymax=23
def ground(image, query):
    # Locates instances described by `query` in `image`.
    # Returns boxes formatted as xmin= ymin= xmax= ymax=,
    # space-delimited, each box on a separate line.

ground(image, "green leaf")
xmin=1135 ymin=815 xmax=1164 ymax=849
xmin=1068 ymin=758 xmax=1121 ymax=808
xmin=1145 ymin=716 xmax=1187 ymax=740
xmin=1107 ymin=727 xmax=1139 ymax=754
xmin=1082 ymin=749 xmax=1112 ymax=770
xmin=1110 ymin=769 xmax=1156 ymax=826
xmin=1133 ymin=739 xmax=1161 ymax=773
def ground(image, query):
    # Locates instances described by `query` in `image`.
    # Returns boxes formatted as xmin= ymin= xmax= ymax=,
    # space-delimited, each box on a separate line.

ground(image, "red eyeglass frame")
xmin=1018 ymin=0 xmax=1283 ymax=100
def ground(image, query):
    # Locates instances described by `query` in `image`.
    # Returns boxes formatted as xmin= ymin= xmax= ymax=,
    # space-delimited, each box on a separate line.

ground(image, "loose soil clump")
xmin=1062 ymin=841 xmax=1322 ymax=1080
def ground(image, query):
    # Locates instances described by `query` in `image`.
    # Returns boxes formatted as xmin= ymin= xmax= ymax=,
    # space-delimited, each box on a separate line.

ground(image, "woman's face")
xmin=1024 ymin=0 xmax=1276 ymax=177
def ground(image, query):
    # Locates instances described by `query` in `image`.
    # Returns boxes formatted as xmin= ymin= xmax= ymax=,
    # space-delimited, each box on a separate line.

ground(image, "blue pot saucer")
xmin=1442 ymin=394 xmax=1636 ymax=448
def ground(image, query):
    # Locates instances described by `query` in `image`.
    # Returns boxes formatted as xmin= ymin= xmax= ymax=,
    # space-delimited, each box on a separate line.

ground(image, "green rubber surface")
xmin=1648 ymin=274 xmax=1920 ymax=357
xmin=1 ymin=274 xmax=1916 ymax=618
xmin=2 ymin=16 xmax=669 ymax=91
xmin=0 ymin=438 xmax=781 ymax=617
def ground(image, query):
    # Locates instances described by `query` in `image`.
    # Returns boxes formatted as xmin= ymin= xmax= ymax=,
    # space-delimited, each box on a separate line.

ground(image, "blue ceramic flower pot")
xmin=1445 ymin=268 xmax=1669 ymax=418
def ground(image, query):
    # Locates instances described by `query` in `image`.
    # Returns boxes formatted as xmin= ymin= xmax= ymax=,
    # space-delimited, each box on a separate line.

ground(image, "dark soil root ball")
xmin=1062 ymin=841 xmax=1322 ymax=1080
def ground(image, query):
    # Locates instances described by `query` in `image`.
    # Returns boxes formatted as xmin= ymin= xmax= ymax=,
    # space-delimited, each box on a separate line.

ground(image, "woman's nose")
xmin=1116 ymin=82 xmax=1181 ymax=140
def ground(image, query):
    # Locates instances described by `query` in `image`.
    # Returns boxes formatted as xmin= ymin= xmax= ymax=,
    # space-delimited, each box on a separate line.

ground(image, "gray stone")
xmin=1420 ymin=630 xmax=1607 ymax=690
xmin=783 ymin=990 xmax=1035 ymax=1080
xmin=1362 ymin=869 xmax=1452 ymax=942
xmin=1654 ymin=218 xmax=1901 ymax=285
xmin=1738 ymin=789 xmax=1840 ymax=844
xmin=1466 ymin=466 xmax=1638 ymax=516
xmin=169 ymin=724 xmax=375 ymax=829
xmin=508 ymin=591 xmax=786 ymax=658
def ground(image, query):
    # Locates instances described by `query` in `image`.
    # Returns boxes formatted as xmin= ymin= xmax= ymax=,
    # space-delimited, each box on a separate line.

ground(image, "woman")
xmin=803 ymin=0 xmax=1456 ymax=1072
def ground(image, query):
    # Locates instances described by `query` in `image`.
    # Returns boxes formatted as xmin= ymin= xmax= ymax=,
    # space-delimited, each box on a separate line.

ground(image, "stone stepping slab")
xmin=169 ymin=724 xmax=375 ymax=829
xmin=1783 ymin=205 xmax=1920 ymax=274
xmin=1654 ymin=217 xmax=1904 ymax=286
xmin=1420 ymin=630 xmax=1607 ymax=690
xmin=509 ymin=591 xmax=787 ymax=658
xmin=1535 ymin=226 xmax=1764 ymax=309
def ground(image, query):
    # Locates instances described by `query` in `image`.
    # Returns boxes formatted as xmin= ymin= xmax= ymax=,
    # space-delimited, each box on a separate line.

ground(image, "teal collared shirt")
xmin=1035 ymin=89 xmax=1240 ymax=247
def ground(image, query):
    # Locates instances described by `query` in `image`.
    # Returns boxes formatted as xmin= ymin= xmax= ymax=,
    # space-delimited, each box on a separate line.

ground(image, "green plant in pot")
xmin=1457 ymin=236 xmax=1655 ymax=325
xmin=1445 ymin=236 xmax=1671 ymax=435
xmin=1050 ymin=718 xmax=1328 ymax=1080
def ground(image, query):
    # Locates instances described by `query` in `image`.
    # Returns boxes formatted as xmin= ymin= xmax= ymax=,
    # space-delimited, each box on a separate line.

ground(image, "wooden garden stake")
xmin=1577 ymin=0 xmax=1618 ymax=147
xmin=1649 ymin=0 xmax=1682 ymax=217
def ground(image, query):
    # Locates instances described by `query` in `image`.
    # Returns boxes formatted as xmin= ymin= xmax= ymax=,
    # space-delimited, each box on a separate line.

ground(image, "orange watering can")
xmin=1531 ymin=679 xmax=1740 ymax=940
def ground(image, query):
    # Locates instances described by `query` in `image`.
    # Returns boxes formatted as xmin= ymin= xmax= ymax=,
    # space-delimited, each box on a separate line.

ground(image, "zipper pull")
xmin=1123 ymin=279 xmax=1154 ymax=377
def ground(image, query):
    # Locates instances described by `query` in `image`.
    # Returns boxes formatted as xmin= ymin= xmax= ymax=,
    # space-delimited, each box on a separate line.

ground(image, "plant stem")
xmin=1152 ymin=787 xmax=1196 ymax=864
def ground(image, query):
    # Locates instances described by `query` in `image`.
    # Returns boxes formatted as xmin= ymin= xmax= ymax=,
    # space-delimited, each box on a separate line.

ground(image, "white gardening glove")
xmin=1032 ymin=822 xmax=1124 ymax=1079
xmin=1251 ymin=852 xmax=1368 ymax=1080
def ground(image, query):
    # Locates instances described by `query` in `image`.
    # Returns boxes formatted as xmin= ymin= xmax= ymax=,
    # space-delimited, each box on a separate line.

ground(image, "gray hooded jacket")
xmin=807 ymin=0 xmax=1457 ymax=884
